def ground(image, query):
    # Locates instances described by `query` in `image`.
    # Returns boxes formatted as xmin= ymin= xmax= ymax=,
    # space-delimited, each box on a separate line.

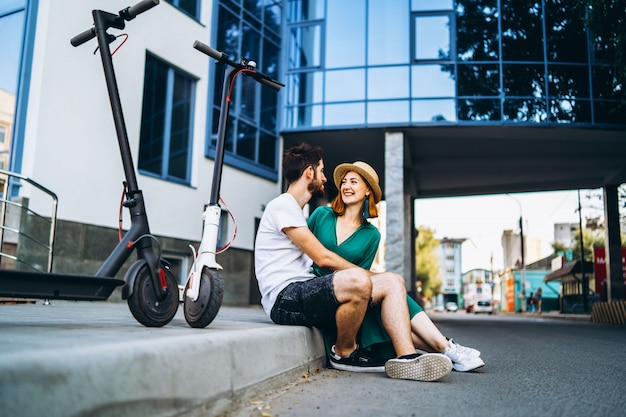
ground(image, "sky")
xmin=413 ymin=189 xmax=606 ymax=273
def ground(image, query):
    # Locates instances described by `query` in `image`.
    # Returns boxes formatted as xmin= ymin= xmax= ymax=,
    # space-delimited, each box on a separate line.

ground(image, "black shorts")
xmin=270 ymin=274 xmax=339 ymax=329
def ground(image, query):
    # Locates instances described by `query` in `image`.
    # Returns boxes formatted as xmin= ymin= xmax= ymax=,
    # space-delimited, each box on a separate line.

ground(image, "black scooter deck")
xmin=0 ymin=270 xmax=124 ymax=301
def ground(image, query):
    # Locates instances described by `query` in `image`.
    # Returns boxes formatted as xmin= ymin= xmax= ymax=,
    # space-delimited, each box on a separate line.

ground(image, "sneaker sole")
xmin=385 ymin=354 xmax=452 ymax=382
xmin=329 ymin=361 xmax=385 ymax=373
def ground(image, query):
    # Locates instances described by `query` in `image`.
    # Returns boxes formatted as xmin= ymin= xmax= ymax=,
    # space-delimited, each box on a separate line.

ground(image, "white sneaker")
xmin=385 ymin=353 xmax=452 ymax=381
xmin=447 ymin=338 xmax=481 ymax=357
xmin=443 ymin=341 xmax=485 ymax=372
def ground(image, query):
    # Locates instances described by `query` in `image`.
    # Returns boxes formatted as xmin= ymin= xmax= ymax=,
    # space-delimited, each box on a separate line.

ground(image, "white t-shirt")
xmin=254 ymin=193 xmax=315 ymax=316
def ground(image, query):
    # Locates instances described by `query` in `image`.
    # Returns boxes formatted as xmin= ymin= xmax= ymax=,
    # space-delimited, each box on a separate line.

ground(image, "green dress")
xmin=307 ymin=206 xmax=423 ymax=361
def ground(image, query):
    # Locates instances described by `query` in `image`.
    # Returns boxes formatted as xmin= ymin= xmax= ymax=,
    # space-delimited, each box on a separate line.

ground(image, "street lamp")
xmin=506 ymin=194 xmax=526 ymax=312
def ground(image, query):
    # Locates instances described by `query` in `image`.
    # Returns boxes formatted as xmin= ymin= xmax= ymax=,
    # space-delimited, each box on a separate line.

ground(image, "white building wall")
xmin=18 ymin=0 xmax=281 ymax=250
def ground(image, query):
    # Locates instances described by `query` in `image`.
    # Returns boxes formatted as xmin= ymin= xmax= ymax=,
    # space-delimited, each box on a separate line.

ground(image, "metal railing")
xmin=0 ymin=169 xmax=58 ymax=273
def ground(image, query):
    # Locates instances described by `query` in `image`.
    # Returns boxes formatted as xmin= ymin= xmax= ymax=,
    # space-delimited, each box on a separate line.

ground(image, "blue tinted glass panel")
xmin=165 ymin=0 xmax=200 ymax=19
xmin=503 ymin=99 xmax=547 ymax=122
xmin=326 ymin=0 xmax=366 ymax=68
xmin=503 ymin=64 xmax=545 ymax=98
xmin=259 ymin=132 xmax=276 ymax=169
xmin=0 ymin=9 xmax=25 ymax=93
xmin=455 ymin=0 xmax=499 ymax=61
xmin=594 ymin=101 xmax=625 ymax=125
xmin=289 ymin=24 xmax=322 ymax=69
xmin=368 ymin=0 xmax=409 ymax=65
xmin=325 ymin=69 xmax=365 ymax=102
xmin=139 ymin=54 xmax=195 ymax=182
xmin=264 ymin=1 xmax=282 ymax=36
xmin=242 ymin=23 xmax=261 ymax=62
xmin=368 ymin=100 xmax=409 ymax=124
xmin=549 ymin=98 xmax=591 ymax=123
xmin=411 ymin=0 xmax=452 ymax=11
xmin=412 ymin=65 xmax=455 ymax=98
xmin=457 ymin=64 xmax=499 ymax=96
xmin=285 ymin=104 xmax=323 ymax=128
xmin=168 ymin=73 xmax=194 ymax=180
xmin=139 ymin=57 xmax=168 ymax=175
xmin=457 ymin=98 xmax=501 ymax=121
xmin=591 ymin=66 xmax=622 ymax=100
xmin=287 ymin=0 xmax=325 ymax=22
xmin=414 ymin=15 xmax=450 ymax=60
xmin=286 ymin=71 xmax=323 ymax=105
xmin=368 ymin=67 xmax=409 ymax=100
xmin=412 ymin=99 xmax=456 ymax=122
xmin=545 ymin=1 xmax=587 ymax=63
xmin=548 ymin=64 xmax=590 ymax=99
xmin=325 ymin=103 xmax=365 ymax=126
xmin=501 ymin=1 xmax=543 ymax=61
xmin=236 ymin=119 xmax=256 ymax=160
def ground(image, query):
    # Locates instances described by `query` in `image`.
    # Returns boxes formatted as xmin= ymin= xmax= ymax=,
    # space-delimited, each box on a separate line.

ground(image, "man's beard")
xmin=307 ymin=178 xmax=325 ymax=198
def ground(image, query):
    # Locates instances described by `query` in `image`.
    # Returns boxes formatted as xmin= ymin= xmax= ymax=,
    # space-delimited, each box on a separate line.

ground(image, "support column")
xmin=603 ymin=184 xmax=624 ymax=301
xmin=384 ymin=132 xmax=412 ymax=290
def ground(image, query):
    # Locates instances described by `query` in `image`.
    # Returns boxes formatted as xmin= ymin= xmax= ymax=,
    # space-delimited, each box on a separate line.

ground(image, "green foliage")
xmin=415 ymin=226 xmax=441 ymax=299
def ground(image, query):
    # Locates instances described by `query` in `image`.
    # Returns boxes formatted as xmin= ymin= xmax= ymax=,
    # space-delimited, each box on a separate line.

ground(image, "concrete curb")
xmin=0 ymin=301 xmax=326 ymax=417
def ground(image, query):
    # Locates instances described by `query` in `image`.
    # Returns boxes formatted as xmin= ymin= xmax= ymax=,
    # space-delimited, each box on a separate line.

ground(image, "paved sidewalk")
xmin=0 ymin=300 xmax=325 ymax=417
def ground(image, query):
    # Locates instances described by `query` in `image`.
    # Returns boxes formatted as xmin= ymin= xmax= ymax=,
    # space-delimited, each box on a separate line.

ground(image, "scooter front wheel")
xmin=184 ymin=267 xmax=224 ymax=328
xmin=127 ymin=263 xmax=179 ymax=327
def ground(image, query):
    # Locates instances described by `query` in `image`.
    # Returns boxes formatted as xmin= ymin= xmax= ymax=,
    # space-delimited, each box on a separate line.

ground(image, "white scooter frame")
xmin=182 ymin=41 xmax=283 ymax=328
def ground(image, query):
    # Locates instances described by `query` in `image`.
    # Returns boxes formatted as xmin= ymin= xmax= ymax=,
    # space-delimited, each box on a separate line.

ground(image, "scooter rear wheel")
xmin=183 ymin=267 xmax=224 ymax=328
xmin=127 ymin=263 xmax=179 ymax=327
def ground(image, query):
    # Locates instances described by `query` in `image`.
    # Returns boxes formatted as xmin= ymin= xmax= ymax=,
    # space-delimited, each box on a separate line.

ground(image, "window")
xmin=412 ymin=12 xmax=454 ymax=62
xmin=209 ymin=1 xmax=283 ymax=179
xmin=138 ymin=53 xmax=196 ymax=184
xmin=0 ymin=125 xmax=6 ymax=143
xmin=165 ymin=0 xmax=200 ymax=20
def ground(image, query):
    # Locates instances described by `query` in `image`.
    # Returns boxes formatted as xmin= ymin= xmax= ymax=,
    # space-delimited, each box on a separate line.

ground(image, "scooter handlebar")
xmin=254 ymin=74 xmax=284 ymax=92
xmin=70 ymin=27 xmax=96 ymax=47
xmin=123 ymin=0 xmax=160 ymax=20
xmin=193 ymin=41 xmax=284 ymax=91
xmin=193 ymin=41 xmax=224 ymax=62
xmin=71 ymin=0 xmax=159 ymax=46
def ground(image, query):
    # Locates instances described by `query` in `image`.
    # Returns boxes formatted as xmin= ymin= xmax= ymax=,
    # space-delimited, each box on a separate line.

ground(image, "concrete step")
xmin=0 ymin=301 xmax=325 ymax=417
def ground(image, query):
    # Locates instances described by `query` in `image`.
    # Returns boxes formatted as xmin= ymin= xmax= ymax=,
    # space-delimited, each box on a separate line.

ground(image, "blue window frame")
xmin=138 ymin=53 xmax=196 ymax=184
xmin=411 ymin=11 xmax=455 ymax=62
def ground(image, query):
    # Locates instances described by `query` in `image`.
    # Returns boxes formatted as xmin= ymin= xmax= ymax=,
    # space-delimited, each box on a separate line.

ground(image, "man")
xmin=254 ymin=143 xmax=452 ymax=381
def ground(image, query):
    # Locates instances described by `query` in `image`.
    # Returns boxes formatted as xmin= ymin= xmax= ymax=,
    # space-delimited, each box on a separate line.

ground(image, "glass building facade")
xmin=282 ymin=0 xmax=624 ymax=130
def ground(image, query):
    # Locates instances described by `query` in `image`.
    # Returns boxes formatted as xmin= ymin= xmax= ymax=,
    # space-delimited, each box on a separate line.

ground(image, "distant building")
xmin=554 ymin=223 xmax=578 ymax=247
xmin=462 ymin=268 xmax=495 ymax=309
xmin=437 ymin=238 xmax=466 ymax=304
xmin=501 ymin=229 xmax=542 ymax=270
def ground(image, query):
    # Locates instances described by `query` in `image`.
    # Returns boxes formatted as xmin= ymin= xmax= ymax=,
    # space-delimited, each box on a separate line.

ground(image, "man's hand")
xmin=283 ymin=226 xmax=358 ymax=271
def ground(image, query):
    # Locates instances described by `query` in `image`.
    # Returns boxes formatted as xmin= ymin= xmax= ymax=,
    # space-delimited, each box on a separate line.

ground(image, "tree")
xmin=572 ymin=227 xmax=606 ymax=262
xmin=415 ymin=226 xmax=441 ymax=300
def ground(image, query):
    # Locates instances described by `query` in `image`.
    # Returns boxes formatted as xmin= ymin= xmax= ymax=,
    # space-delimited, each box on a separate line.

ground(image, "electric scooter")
xmin=183 ymin=41 xmax=283 ymax=328
xmin=70 ymin=0 xmax=179 ymax=327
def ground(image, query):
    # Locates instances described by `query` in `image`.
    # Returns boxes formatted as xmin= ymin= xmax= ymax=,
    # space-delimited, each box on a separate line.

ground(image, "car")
xmin=445 ymin=302 xmax=459 ymax=312
xmin=474 ymin=299 xmax=494 ymax=314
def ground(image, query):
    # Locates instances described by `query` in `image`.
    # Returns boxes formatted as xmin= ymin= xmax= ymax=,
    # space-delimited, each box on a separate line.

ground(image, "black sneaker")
xmin=329 ymin=345 xmax=386 ymax=372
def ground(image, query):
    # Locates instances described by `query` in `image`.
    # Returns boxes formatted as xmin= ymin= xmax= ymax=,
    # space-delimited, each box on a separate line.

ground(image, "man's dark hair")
xmin=282 ymin=143 xmax=323 ymax=184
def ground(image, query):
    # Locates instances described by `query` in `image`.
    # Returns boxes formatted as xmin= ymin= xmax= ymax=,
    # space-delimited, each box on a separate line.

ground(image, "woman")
xmin=308 ymin=161 xmax=484 ymax=372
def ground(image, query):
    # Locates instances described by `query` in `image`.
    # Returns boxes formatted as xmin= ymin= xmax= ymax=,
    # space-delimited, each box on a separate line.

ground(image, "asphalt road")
xmin=224 ymin=312 xmax=626 ymax=417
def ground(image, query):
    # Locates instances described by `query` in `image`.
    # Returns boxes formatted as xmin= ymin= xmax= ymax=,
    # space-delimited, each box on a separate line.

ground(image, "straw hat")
xmin=333 ymin=161 xmax=382 ymax=203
